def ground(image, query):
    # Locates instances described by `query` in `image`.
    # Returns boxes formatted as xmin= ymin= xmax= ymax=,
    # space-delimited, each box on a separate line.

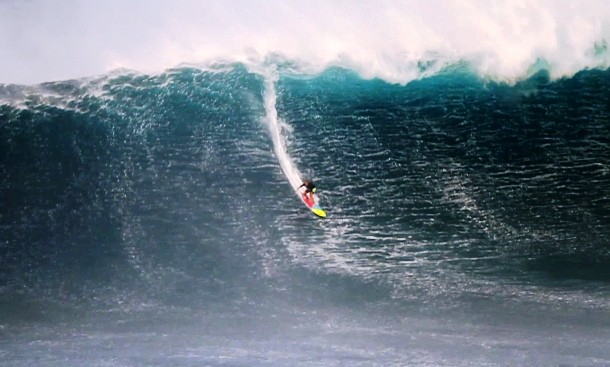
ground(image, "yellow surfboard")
xmin=298 ymin=188 xmax=327 ymax=218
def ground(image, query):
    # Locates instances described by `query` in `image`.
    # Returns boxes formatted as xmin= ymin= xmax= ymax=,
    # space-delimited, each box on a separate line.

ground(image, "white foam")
xmin=256 ymin=65 xmax=303 ymax=191
xmin=1 ymin=0 xmax=609 ymax=85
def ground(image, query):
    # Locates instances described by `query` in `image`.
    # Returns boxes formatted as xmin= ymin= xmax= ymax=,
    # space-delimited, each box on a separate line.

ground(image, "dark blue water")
xmin=1 ymin=65 xmax=609 ymax=366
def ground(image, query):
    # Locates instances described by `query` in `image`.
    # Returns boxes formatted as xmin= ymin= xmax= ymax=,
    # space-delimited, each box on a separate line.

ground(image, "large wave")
xmin=1 ymin=0 xmax=610 ymax=84
xmin=2 ymin=61 xmax=610 ymax=366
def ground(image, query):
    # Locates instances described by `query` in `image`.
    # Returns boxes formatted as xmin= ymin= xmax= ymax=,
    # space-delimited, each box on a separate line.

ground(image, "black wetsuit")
xmin=300 ymin=181 xmax=316 ymax=193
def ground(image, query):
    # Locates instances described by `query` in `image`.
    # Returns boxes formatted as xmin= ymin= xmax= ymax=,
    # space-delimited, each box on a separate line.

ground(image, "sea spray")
xmin=259 ymin=66 xmax=303 ymax=191
xmin=2 ymin=1 xmax=610 ymax=84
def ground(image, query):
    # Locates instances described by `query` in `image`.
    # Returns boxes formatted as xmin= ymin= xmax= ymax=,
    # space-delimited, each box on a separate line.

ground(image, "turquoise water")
xmin=1 ymin=65 xmax=609 ymax=366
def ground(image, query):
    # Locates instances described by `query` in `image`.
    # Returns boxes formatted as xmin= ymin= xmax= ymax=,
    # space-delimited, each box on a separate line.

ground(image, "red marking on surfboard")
xmin=302 ymin=193 xmax=315 ymax=208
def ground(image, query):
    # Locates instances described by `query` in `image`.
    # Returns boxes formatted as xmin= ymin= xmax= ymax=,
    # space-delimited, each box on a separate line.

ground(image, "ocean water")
xmin=2 ymin=1 xmax=610 ymax=366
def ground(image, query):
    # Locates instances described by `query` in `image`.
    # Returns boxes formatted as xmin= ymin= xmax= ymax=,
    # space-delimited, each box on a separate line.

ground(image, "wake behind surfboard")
xmin=298 ymin=186 xmax=327 ymax=218
xmin=259 ymin=68 xmax=326 ymax=218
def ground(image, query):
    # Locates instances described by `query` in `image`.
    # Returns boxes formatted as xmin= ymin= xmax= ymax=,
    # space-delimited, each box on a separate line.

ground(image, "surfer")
xmin=299 ymin=180 xmax=317 ymax=201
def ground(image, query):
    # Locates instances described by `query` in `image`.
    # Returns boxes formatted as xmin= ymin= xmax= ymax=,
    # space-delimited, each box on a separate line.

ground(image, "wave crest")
xmin=1 ymin=1 xmax=609 ymax=84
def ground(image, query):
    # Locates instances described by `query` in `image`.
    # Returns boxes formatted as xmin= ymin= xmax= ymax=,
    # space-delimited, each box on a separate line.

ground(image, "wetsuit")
xmin=300 ymin=180 xmax=316 ymax=194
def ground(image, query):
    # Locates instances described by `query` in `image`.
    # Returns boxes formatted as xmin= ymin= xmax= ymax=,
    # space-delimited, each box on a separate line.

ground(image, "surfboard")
xmin=298 ymin=187 xmax=327 ymax=218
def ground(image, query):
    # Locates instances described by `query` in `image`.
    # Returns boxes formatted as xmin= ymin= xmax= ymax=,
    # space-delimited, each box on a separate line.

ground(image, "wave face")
xmin=1 ymin=0 xmax=610 ymax=84
xmin=1 ymin=65 xmax=610 ymax=366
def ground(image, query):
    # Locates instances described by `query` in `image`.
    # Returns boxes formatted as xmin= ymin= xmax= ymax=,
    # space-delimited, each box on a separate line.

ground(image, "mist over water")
xmin=1 ymin=0 xmax=610 ymax=84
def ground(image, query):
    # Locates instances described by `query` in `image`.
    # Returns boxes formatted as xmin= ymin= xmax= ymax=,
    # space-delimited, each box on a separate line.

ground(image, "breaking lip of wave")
xmin=2 ymin=52 xmax=609 ymax=89
xmin=1 ymin=0 xmax=610 ymax=85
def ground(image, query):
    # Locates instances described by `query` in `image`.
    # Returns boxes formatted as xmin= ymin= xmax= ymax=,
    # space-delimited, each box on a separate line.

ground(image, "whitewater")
xmin=1 ymin=0 xmax=610 ymax=85
xmin=2 ymin=1 xmax=610 ymax=366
